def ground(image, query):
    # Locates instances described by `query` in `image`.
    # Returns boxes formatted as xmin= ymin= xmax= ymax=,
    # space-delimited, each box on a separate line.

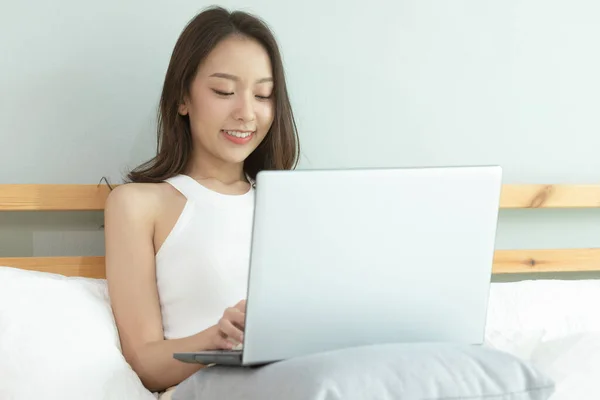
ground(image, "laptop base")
xmin=174 ymin=350 xmax=243 ymax=366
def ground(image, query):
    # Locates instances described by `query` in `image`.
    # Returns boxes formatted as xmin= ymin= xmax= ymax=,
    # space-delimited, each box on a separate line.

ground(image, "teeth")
xmin=225 ymin=130 xmax=252 ymax=138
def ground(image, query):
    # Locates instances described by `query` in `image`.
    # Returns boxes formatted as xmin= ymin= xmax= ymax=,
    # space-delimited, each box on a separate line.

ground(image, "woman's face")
xmin=178 ymin=35 xmax=275 ymax=166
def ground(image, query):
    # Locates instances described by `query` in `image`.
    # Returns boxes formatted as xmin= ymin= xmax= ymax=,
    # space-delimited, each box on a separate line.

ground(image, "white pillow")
xmin=0 ymin=266 xmax=156 ymax=400
xmin=484 ymin=279 xmax=600 ymax=367
xmin=531 ymin=332 xmax=600 ymax=400
xmin=173 ymin=342 xmax=555 ymax=400
xmin=486 ymin=280 xmax=600 ymax=342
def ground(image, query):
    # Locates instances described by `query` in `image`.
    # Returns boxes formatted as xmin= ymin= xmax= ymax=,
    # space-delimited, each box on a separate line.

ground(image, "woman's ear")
xmin=178 ymin=102 xmax=189 ymax=116
xmin=178 ymin=92 xmax=191 ymax=115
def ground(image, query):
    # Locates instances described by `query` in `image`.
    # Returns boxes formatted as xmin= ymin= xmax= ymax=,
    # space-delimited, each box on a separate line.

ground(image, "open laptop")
xmin=174 ymin=165 xmax=503 ymax=367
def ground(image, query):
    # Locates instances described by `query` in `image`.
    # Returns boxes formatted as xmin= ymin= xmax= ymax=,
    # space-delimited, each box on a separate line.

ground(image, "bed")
xmin=1 ymin=182 xmax=599 ymax=399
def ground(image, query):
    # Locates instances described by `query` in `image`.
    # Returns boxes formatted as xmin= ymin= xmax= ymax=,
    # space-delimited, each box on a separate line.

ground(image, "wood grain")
xmin=1 ymin=184 xmax=600 ymax=211
xmin=0 ymin=256 xmax=106 ymax=278
xmin=0 ymin=184 xmax=112 ymax=211
xmin=493 ymin=248 xmax=600 ymax=273
xmin=500 ymin=184 xmax=600 ymax=208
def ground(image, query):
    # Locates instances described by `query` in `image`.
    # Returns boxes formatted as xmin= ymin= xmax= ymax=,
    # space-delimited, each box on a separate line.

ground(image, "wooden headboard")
xmin=1 ymin=183 xmax=599 ymax=278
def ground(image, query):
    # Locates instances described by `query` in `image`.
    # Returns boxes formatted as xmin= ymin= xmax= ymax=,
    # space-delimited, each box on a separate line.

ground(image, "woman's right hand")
xmin=211 ymin=299 xmax=246 ymax=350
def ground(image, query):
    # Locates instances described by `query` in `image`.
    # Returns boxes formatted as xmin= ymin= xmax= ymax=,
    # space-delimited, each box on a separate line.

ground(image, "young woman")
xmin=104 ymin=6 xmax=300 ymax=396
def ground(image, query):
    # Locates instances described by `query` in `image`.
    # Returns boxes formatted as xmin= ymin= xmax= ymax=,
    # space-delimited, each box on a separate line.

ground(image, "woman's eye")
xmin=212 ymin=88 xmax=271 ymax=100
xmin=212 ymin=89 xmax=233 ymax=96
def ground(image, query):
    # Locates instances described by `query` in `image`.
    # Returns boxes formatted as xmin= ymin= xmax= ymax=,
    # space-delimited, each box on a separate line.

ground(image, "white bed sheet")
xmin=2 ymin=266 xmax=598 ymax=399
xmin=486 ymin=279 xmax=600 ymax=400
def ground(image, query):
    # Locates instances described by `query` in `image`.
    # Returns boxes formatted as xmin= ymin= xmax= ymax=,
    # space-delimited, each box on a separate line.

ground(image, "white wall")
xmin=1 ymin=0 xmax=599 ymax=277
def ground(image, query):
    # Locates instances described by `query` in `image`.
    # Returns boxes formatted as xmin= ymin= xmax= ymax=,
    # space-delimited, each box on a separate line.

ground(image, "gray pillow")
xmin=173 ymin=343 xmax=554 ymax=400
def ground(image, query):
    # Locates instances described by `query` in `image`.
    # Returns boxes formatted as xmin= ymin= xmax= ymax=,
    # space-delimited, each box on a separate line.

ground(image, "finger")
xmin=218 ymin=318 xmax=244 ymax=343
xmin=225 ymin=307 xmax=246 ymax=329
xmin=235 ymin=299 xmax=246 ymax=313
xmin=214 ymin=334 xmax=234 ymax=350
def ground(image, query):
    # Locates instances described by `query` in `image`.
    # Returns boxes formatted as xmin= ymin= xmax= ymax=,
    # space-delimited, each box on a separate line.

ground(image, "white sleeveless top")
xmin=155 ymin=174 xmax=255 ymax=340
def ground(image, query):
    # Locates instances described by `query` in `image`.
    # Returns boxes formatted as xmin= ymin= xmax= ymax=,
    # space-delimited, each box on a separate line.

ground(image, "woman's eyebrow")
xmin=209 ymin=72 xmax=273 ymax=83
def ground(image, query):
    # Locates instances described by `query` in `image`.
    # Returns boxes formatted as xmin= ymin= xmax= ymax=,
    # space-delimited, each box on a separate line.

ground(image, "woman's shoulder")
xmin=104 ymin=182 xmax=176 ymax=224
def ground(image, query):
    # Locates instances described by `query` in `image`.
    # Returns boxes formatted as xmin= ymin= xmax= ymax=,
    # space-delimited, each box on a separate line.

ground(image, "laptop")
xmin=174 ymin=165 xmax=503 ymax=367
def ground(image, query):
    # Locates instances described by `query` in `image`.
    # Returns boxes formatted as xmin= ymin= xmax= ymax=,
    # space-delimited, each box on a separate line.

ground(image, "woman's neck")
xmin=185 ymin=152 xmax=246 ymax=185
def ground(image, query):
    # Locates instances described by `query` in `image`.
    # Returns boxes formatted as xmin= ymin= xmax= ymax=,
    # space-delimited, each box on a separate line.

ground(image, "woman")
xmin=104 ymin=6 xmax=300 ymax=396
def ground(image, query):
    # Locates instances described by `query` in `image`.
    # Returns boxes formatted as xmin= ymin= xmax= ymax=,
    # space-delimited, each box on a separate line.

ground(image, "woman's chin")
xmin=217 ymin=147 xmax=257 ymax=165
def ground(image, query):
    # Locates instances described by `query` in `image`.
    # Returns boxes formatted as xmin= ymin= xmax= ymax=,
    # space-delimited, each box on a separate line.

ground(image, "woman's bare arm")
xmin=104 ymin=184 xmax=236 ymax=392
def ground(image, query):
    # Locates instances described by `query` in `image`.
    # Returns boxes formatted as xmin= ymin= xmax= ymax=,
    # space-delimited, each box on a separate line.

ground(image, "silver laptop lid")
xmin=243 ymin=166 xmax=502 ymax=365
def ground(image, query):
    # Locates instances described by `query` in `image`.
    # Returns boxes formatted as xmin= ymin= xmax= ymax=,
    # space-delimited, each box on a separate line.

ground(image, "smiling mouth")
xmin=223 ymin=130 xmax=254 ymax=138
xmin=221 ymin=129 xmax=255 ymax=145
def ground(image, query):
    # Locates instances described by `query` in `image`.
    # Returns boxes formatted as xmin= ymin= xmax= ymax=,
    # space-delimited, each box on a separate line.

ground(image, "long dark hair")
xmin=127 ymin=6 xmax=300 ymax=183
